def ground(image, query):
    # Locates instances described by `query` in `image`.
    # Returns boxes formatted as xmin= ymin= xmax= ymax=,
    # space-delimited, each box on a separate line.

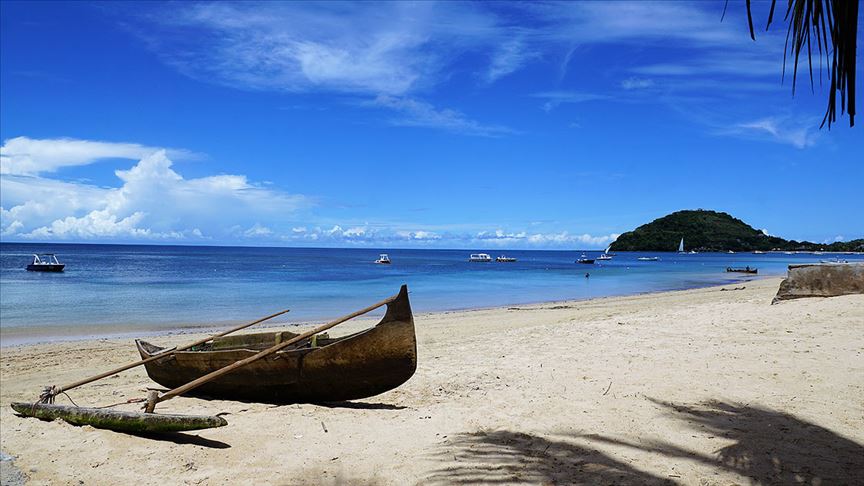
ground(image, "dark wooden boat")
xmin=26 ymin=253 xmax=65 ymax=272
xmin=726 ymin=267 xmax=758 ymax=274
xmin=136 ymin=285 xmax=417 ymax=403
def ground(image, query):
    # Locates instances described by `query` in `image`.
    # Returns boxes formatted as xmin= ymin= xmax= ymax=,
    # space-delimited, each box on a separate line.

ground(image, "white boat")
xmin=469 ymin=253 xmax=492 ymax=262
xmin=374 ymin=254 xmax=391 ymax=264
xmin=637 ymin=256 xmax=659 ymax=261
xmin=26 ymin=254 xmax=65 ymax=272
xmin=727 ymin=250 xmax=735 ymax=254
xmin=753 ymin=250 xmax=764 ymax=254
xmin=496 ymin=256 xmax=517 ymax=262
xmin=597 ymin=246 xmax=612 ymax=260
xmin=820 ymin=258 xmax=849 ymax=264
xmin=678 ymin=238 xmax=685 ymax=253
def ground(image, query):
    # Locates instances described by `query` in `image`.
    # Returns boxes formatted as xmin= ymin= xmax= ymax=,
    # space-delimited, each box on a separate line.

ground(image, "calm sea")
xmin=1 ymin=243 xmax=859 ymax=344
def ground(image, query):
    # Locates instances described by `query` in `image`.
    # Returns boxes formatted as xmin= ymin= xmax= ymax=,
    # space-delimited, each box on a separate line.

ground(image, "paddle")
xmin=40 ymin=308 xmax=291 ymax=403
xmin=144 ymin=291 xmax=400 ymax=412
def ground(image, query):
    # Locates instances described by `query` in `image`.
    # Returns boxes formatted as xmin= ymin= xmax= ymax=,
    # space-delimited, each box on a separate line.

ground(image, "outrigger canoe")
xmin=135 ymin=285 xmax=417 ymax=403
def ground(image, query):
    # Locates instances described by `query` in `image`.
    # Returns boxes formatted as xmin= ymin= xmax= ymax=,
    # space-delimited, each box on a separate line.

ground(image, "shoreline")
xmin=2 ymin=276 xmax=862 ymax=484
xmin=0 ymin=274 xmax=768 ymax=348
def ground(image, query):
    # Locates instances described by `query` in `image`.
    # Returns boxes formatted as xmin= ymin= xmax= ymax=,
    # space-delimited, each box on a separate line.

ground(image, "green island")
xmin=609 ymin=210 xmax=864 ymax=253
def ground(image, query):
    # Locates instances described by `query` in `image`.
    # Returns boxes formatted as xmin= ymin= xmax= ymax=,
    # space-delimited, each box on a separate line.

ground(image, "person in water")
xmin=585 ymin=273 xmax=590 ymax=278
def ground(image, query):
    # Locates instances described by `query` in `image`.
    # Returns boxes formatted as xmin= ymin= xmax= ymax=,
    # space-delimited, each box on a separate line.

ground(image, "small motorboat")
xmin=496 ymin=256 xmax=517 ymax=262
xmin=469 ymin=253 xmax=493 ymax=262
xmin=576 ymin=253 xmax=595 ymax=264
xmin=726 ymin=267 xmax=758 ymax=274
xmin=637 ymin=256 xmax=660 ymax=261
xmin=820 ymin=258 xmax=849 ymax=264
xmin=26 ymin=254 xmax=65 ymax=272
xmin=375 ymin=254 xmax=391 ymax=264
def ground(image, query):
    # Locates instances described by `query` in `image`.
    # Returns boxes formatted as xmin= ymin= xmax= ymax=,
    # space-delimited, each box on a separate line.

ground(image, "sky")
xmin=1 ymin=1 xmax=861 ymax=249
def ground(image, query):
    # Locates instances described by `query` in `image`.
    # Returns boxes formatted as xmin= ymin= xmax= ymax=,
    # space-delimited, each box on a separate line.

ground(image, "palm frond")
xmin=746 ymin=0 xmax=857 ymax=128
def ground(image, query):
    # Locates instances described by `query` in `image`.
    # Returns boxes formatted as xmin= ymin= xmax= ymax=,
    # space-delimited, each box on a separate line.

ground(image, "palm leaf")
xmin=744 ymin=0 xmax=858 ymax=128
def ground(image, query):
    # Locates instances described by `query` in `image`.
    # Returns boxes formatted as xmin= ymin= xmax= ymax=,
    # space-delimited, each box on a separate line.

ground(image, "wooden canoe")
xmin=11 ymin=402 xmax=227 ymax=432
xmin=136 ymin=285 xmax=417 ymax=403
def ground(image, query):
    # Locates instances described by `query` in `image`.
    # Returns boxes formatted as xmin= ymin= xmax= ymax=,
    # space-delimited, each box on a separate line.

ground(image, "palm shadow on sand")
xmin=577 ymin=398 xmax=864 ymax=484
xmin=427 ymin=399 xmax=863 ymax=484
xmin=426 ymin=430 xmax=674 ymax=485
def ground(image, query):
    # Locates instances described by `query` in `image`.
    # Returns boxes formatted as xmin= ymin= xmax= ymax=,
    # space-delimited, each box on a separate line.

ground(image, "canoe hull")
xmin=137 ymin=286 xmax=417 ymax=403
xmin=11 ymin=402 xmax=226 ymax=432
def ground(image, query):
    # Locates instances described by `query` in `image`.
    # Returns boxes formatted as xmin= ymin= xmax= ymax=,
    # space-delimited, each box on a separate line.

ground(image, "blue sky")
xmin=1 ymin=1 xmax=861 ymax=249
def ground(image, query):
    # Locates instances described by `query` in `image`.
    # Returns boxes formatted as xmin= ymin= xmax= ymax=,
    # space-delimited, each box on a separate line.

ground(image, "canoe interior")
xmin=137 ymin=285 xmax=417 ymax=403
xmin=11 ymin=402 xmax=227 ymax=433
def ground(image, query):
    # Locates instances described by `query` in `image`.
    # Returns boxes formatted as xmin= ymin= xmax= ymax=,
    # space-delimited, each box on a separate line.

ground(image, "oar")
xmin=41 ymin=308 xmax=291 ymax=403
xmin=144 ymin=292 xmax=399 ymax=412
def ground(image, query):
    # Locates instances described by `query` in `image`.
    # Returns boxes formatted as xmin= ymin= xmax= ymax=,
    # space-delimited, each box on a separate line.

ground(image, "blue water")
xmin=2 ymin=243 xmax=860 ymax=341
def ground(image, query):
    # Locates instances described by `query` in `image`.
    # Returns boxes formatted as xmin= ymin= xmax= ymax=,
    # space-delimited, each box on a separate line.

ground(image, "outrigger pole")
xmin=39 ymin=308 xmax=291 ymax=403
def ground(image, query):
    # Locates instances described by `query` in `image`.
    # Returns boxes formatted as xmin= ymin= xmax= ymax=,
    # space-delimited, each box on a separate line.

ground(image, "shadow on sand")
xmin=130 ymin=432 xmax=231 ymax=449
xmin=428 ymin=399 xmax=863 ymax=484
xmin=427 ymin=430 xmax=674 ymax=485
xmin=578 ymin=398 xmax=864 ymax=485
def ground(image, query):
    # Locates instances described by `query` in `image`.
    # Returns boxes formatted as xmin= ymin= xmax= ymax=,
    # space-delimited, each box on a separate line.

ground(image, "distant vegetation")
xmin=609 ymin=210 xmax=863 ymax=252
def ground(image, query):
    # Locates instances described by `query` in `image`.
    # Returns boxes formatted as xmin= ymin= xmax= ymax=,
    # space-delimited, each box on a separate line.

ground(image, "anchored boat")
xmin=26 ymin=254 xmax=65 ymax=272
xmin=726 ymin=267 xmax=758 ymax=274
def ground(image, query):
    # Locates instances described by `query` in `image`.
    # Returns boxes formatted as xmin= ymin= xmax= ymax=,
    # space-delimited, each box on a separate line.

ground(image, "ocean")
xmin=1 ymin=243 xmax=859 ymax=345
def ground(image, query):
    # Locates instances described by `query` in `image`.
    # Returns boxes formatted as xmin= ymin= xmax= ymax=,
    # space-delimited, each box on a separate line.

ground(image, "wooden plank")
xmin=11 ymin=402 xmax=227 ymax=433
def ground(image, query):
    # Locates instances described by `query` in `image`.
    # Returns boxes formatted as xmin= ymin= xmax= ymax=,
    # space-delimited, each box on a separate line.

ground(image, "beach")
xmin=1 ymin=277 xmax=862 ymax=485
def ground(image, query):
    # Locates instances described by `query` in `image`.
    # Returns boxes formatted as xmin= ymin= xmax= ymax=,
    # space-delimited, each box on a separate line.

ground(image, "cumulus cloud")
xmin=0 ymin=136 xmax=194 ymax=175
xmin=1 ymin=142 xmax=309 ymax=241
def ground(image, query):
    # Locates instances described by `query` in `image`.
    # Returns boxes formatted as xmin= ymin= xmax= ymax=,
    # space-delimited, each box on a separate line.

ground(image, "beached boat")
xmin=135 ymin=286 xmax=417 ymax=403
xmin=637 ymin=256 xmax=659 ymax=261
xmin=496 ymin=256 xmax=517 ymax=262
xmin=726 ymin=267 xmax=758 ymax=274
xmin=576 ymin=253 xmax=595 ymax=264
xmin=26 ymin=254 xmax=65 ymax=272
xmin=375 ymin=253 xmax=391 ymax=264
xmin=469 ymin=253 xmax=492 ymax=262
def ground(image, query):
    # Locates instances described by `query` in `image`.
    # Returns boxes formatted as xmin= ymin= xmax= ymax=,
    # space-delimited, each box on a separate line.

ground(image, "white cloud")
xmin=621 ymin=77 xmax=654 ymax=90
xmin=728 ymin=117 xmax=819 ymax=149
xmin=531 ymin=91 xmax=608 ymax=112
xmin=373 ymin=96 xmax=514 ymax=136
xmin=1 ymin=143 xmax=309 ymax=241
xmin=149 ymin=2 xmax=504 ymax=96
xmin=396 ymin=230 xmax=441 ymax=241
xmin=0 ymin=136 xmax=193 ymax=176
xmin=243 ymin=224 xmax=273 ymax=238
xmin=483 ymin=39 xmax=536 ymax=84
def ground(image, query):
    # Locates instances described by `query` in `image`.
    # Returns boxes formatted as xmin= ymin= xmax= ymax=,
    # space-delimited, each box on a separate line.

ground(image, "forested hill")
xmin=609 ymin=210 xmax=863 ymax=252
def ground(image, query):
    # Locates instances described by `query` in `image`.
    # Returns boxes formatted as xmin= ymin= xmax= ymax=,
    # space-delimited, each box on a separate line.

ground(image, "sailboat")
xmin=597 ymin=245 xmax=612 ymax=260
xmin=678 ymin=238 xmax=685 ymax=253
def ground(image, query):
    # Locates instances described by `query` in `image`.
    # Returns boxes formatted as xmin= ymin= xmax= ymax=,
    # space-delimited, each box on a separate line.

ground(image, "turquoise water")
xmin=2 ymin=243 xmax=860 ymax=343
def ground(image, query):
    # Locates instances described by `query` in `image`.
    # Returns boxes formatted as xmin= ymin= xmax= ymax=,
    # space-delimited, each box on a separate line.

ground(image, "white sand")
xmin=1 ymin=278 xmax=862 ymax=485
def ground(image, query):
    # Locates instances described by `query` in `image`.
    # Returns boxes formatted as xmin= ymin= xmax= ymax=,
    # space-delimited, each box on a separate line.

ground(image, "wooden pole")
xmin=151 ymin=293 xmax=398 ymax=409
xmin=46 ymin=308 xmax=291 ymax=399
